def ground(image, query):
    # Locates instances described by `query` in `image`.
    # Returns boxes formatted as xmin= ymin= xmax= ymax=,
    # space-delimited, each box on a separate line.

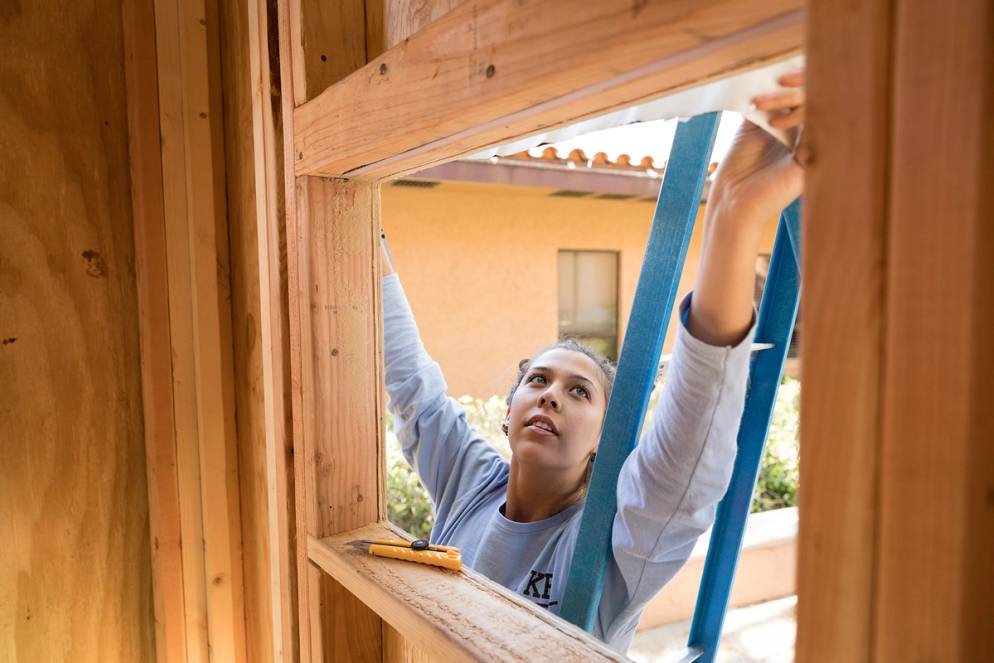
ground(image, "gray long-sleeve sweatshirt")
xmin=382 ymin=273 xmax=755 ymax=652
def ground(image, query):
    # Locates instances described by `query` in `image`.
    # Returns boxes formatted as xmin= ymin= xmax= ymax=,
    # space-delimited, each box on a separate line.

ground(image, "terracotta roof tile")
xmin=499 ymin=147 xmax=718 ymax=178
xmin=567 ymin=148 xmax=587 ymax=163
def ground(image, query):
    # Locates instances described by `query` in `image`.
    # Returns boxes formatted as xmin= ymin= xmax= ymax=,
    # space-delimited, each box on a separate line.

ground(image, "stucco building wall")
xmin=382 ymin=180 xmax=778 ymax=399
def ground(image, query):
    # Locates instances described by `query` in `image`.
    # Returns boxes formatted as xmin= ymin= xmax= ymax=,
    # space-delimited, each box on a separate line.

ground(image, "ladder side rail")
xmin=685 ymin=199 xmax=802 ymax=662
xmin=559 ymin=113 xmax=721 ymax=631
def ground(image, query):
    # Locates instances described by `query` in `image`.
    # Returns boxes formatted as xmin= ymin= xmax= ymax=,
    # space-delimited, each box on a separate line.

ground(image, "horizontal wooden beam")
xmin=293 ymin=0 xmax=803 ymax=180
xmin=307 ymin=523 xmax=627 ymax=662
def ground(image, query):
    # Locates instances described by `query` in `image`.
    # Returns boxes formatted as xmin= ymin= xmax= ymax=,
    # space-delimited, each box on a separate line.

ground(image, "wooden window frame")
xmin=274 ymin=0 xmax=804 ymax=659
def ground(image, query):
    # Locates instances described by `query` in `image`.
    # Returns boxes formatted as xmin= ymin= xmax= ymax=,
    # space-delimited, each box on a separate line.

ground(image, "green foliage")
xmin=385 ymin=378 xmax=801 ymax=537
xmin=385 ymin=431 xmax=435 ymax=540
xmin=385 ymin=398 xmax=510 ymax=538
xmin=751 ymin=376 xmax=800 ymax=513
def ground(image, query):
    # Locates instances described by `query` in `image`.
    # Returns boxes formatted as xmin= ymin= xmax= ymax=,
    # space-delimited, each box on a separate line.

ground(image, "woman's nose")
xmin=539 ymin=389 xmax=561 ymax=410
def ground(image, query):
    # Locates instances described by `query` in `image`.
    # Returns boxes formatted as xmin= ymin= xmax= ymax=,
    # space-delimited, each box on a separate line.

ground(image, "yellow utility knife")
xmin=350 ymin=538 xmax=462 ymax=571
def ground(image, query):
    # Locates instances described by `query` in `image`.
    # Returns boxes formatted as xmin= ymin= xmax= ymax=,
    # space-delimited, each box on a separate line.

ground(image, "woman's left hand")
xmin=708 ymin=69 xmax=806 ymax=226
xmin=688 ymin=69 xmax=805 ymax=346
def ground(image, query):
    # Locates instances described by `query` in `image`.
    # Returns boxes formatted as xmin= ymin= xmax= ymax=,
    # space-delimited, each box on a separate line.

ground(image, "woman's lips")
xmin=526 ymin=423 xmax=558 ymax=437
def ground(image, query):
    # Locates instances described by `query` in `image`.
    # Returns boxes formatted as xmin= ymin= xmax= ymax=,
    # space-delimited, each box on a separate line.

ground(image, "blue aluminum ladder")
xmin=558 ymin=113 xmax=802 ymax=663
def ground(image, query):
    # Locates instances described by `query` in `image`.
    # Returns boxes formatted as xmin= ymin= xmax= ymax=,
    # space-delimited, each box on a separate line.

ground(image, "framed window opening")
xmin=274 ymin=1 xmax=808 ymax=660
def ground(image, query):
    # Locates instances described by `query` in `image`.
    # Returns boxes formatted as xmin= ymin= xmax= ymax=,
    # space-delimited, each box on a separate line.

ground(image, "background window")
xmin=558 ymin=250 xmax=619 ymax=360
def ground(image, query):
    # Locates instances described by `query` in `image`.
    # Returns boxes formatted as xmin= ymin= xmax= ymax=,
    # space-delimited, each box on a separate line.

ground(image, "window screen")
xmin=558 ymin=250 xmax=619 ymax=360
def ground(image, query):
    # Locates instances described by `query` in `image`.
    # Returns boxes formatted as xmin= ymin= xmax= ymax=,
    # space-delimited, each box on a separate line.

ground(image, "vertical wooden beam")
xmin=277 ymin=0 xmax=386 ymax=660
xmin=150 ymin=0 xmax=248 ymax=659
xmin=800 ymin=0 xmax=994 ymax=659
xmin=290 ymin=176 xmax=384 ymax=662
xmin=219 ymin=0 xmax=298 ymax=659
xmin=875 ymin=0 xmax=994 ymax=658
xmin=796 ymin=0 xmax=893 ymax=660
xmin=122 ymin=0 xmax=189 ymax=660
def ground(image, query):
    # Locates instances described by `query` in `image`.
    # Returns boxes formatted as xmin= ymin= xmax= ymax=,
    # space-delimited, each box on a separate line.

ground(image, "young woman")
xmin=381 ymin=73 xmax=805 ymax=652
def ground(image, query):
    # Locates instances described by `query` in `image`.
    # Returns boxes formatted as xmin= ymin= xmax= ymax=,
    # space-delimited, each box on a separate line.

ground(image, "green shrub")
xmin=385 ymin=431 xmax=435 ymax=540
xmin=385 ymin=378 xmax=801 ymax=537
xmin=751 ymin=376 xmax=800 ymax=513
xmin=385 ymin=398 xmax=509 ymax=539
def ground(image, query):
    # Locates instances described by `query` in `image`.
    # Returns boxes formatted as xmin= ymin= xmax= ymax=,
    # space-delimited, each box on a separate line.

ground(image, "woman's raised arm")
xmin=688 ymin=71 xmax=805 ymax=346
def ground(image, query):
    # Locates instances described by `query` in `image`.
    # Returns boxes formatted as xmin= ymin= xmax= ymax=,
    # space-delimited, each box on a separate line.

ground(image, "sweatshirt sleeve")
xmin=382 ymin=274 xmax=505 ymax=532
xmin=596 ymin=292 xmax=756 ymax=647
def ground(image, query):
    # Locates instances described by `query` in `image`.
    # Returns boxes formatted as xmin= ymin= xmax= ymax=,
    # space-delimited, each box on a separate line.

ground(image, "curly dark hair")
xmin=505 ymin=339 xmax=617 ymax=408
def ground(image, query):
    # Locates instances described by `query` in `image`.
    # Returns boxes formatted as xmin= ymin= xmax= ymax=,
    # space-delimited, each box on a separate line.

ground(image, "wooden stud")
xmin=794 ymin=0 xmax=892 ymax=660
xmin=122 ymin=0 xmax=189 ymax=659
xmin=152 ymin=0 xmax=248 ymax=659
xmin=293 ymin=0 xmax=804 ymax=179
xmin=293 ymin=176 xmax=385 ymax=661
xmin=876 ymin=0 xmax=994 ymax=658
xmin=219 ymin=0 xmax=299 ymax=659
xmin=799 ymin=0 xmax=994 ymax=659
xmin=277 ymin=0 xmax=386 ymax=658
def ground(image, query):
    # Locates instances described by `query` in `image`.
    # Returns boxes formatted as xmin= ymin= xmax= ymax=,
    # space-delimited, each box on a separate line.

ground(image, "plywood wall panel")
xmin=0 ymin=1 xmax=155 ymax=660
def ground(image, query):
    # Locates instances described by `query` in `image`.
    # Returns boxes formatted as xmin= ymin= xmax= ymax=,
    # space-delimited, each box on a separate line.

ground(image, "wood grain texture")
xmin=281 ymin=0 xmax=370 ymax=105
xmin=219 ymin=0 xmax=297 ymax=659
xmin=794 ymin=1 xmax=892 ymax=661
xmin=295 ymin=177 xmax=384 ymax=662
xmin=309 ymin=524 xmax=628 ymax=662
xmin=298 ymin=179 xmax=382 ymax=537
xmin=300 ymin=0 xmax=369 ymax=99
xmin=0 ymin=0 xmax=155 ymax=660
xmin=378 ymin=0 xmax=461 ymax=54
xmin=152 ymin=0 xmax=248 ymax=658
xmin=122 ymin=0 xmax=190 ymax=659
xmin=277 ymin=0 xmax=387 ymax=656
xmin=875 ymin=0 xmax=994 ymax=658
xmin=383 ymin=622 xmax=436 ymax=663
xmin=293 ymin=0 xmax=803 ymax=179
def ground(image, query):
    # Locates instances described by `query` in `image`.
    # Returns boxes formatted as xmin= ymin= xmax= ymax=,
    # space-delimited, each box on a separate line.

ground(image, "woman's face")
xmin=504 ymin=348 xmax=608 ymax=471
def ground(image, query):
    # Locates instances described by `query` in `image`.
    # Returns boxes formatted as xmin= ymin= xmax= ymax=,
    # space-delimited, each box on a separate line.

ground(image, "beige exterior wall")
xmin=382 ymin=180 xmax=778 ymax=399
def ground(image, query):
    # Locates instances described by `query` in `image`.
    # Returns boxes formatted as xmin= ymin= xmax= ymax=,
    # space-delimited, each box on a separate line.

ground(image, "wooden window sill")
xmin=307 ymin=522 xmax=627 ymax=661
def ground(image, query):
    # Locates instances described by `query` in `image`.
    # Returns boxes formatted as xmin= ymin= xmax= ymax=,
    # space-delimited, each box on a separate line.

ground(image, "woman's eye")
xmin=573 ymin=385 xmax=590 ymax=399
xmin=528 ymin=374 xmax=546 ymax=384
